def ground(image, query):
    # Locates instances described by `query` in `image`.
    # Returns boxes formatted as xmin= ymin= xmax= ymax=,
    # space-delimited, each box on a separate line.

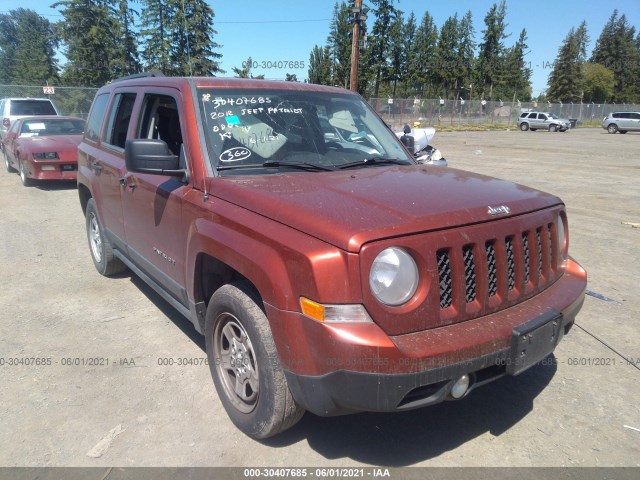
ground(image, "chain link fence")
xmin=0 ymin=84 xmax=98 ymax=119
xmin=370 ymin=97 xmax=640 ymax=130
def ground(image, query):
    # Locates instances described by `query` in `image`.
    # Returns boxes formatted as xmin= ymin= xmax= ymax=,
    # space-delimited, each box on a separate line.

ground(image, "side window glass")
xmin=104 ymin=93 xmax=136 ymax=149
xmin=137 ymin=94 xmax=183 ymax=157
xmin=539 ymin=114 xmax=547 ymax=120
xmin=632 ymin=113 xmax=640 ymax=120
xmin=85 ymin=93 xmax=110 ymax=142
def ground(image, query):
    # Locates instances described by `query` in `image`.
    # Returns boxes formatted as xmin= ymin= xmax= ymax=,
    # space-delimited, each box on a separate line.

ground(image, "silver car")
xmin=602 ymin=112 xmax=640 ymax=134
xmin=518 ymin=111 xmax=571 ymax=132
xmin=0 ymin=98 xmax=59 ymax=152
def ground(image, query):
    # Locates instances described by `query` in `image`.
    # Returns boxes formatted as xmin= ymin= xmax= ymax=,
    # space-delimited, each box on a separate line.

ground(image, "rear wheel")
xmin=205 ymin=282 xmax=304 ymax=439
xmin=519 ymin=122 xmax=529 ymax=131
xmin=19 ymin=160 xmax=34 ymax=186
xmin=607 ymin=124 xmax=618 ymax=134
xmin=85 ymin=198 xmax=127 ymax=276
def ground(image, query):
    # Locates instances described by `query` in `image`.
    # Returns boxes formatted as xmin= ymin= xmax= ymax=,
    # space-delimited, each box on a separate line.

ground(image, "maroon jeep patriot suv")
xmin=78 ymin=74 xmax=587 ymax=438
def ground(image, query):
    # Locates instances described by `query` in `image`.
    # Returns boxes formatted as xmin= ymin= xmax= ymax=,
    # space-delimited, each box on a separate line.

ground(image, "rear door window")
xmin=9 ymin=100 xmax=56 ymax=115
xmin=85 ymin=94 xmax=110 ymax=142
xmin=103 ymin=93 xmax=136 ymax=149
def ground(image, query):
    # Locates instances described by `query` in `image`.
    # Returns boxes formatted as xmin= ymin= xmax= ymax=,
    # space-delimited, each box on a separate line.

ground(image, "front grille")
xmin=437 ymin=222 xmax=557 ymax=311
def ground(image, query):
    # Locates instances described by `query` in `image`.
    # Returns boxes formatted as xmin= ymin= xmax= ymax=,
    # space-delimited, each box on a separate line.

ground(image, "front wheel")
xmin=85 ymin=198 xmax=127 ymax=276
xmin=519 ymin=122 xmax=529 ymax=131
xmin=549 ymin=124 xmax=558 ymax=132
xmin=607 ymin=124 xmax=618 ymax=134
xmin=19 ymin=160 xmax=34 ymax=186
xmin=205 ymin=282 xmax=304 ymax=439
xmin=4 ymin=150 xmax=16 ymax=173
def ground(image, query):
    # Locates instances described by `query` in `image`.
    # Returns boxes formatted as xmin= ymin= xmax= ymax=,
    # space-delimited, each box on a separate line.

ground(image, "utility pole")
xmin=349 ymin=0 xmax=367 ymax=92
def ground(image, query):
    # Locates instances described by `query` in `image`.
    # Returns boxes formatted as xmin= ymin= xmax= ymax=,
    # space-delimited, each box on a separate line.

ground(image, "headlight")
xmin=556 ymin=214 xmax=568 ymax=264
xmin=33 ymin=152 xmax=58 ymax=159
xmin=369 ymin=247 xmax=418 ymax=306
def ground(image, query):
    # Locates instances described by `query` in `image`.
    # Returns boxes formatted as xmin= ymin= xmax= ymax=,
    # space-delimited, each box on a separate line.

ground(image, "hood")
xmin=20 ymin=135 xmax=82 ymax=152
xmin=209 ymin=166 xmax=562 ymax=252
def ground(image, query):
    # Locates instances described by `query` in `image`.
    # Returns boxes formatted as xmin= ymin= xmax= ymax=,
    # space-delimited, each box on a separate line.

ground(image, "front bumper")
xmin=25 ymin=160 xmax=77 ymax=181
xmin=267 ymin=258 xmax=586 ymax=416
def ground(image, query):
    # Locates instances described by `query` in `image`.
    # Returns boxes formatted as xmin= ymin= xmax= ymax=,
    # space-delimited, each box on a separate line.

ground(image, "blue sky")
xmin=2 ymin=0 xmax=639 ymax=97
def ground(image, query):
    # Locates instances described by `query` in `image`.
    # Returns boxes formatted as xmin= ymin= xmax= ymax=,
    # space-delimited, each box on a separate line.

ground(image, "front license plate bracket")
xmin=506 ymin=310 xmax=562 ymax=375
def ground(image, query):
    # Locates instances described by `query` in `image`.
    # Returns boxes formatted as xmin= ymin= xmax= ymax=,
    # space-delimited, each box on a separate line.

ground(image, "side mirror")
xmin=125 ymin=139 xmax=186 ymax=178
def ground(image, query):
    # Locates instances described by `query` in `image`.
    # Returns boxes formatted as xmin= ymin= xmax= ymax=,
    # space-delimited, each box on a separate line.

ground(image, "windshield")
xmin=10 ymin=100 xmax=57 ymax=116
xmin=19 ymin=118 xmax=84 ymax=137
xmin=549 ymin=113 xmax=559 ymax=119
xmin=197 ymin=88 xmax=414 ymax=175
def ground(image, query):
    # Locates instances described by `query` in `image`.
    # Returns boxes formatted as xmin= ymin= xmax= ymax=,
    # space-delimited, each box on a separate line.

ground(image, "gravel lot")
xmin=0 ymin=128 xmax=638 ymax=468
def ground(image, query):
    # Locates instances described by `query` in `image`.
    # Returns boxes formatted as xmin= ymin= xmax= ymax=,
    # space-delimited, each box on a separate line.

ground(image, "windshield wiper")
xmin=335 ymin=157 xmax=413 ymax=170
xmin=216 ymin=160 xmax=335 ymax=172
xmin=262 ymin=160 xmax=335 ymax=171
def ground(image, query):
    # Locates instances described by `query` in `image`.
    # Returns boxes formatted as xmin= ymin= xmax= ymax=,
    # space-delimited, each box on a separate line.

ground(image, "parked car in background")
xmin=0 ymin=97 xmax=60 ymax=151
xmin=602 ymin=112 xmax=640 ymax=134
xmin=2 ymin=116 xmax=84 ymax=186
xmin=518 ymin=111 xmax=571 ymax=132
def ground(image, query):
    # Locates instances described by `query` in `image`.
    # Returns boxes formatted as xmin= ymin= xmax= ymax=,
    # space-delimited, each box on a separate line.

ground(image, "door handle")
xmin=119 ymin=177 xmax=136 ymax=190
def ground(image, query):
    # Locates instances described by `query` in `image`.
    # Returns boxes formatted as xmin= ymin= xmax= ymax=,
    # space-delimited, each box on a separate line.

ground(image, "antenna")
xmin=181 ymin=0 xmax=194 ymax=76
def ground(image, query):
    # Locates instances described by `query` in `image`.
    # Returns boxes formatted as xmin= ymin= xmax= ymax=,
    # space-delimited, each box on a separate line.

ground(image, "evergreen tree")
xmin=398 ymin=12 xmax=417 ymax=97
xmin=53 ymin=0 xmax=118 ymax=87
xmin=546 ymin=22 xmax=589 ymax=103
xmin=0 ymin=9 xmax=59 ymax=84
xmin=386 ymin=11 xmax=405 ymax=97
xmin=326 ymin=2 xmax=352 ymax=88
xmin=409 ymin=11 xmax=438 ymax=97
xmin=456 ymin=11 xmax=476 ymax=98
xmin=111 ymin=1 xmax=140 ymax=77
xmin=363 ymin=0 xmax=398 ymax=97
xmin=232 ymin=57 xmax=263 ymax=79
xmin=140 ymin=0 xmax=174 ymax=73
xmin=590 ymin=11 xmax=639 ymax=102
xmin=503 ymin=29 xmax=532 ymax=101
xmin=433 ymin=14 xmax=459 ymax=97
xmin=475 ymin=1 xmax=509 ymax=100
xmin=308 ymin=45 xmax=331 ymax=85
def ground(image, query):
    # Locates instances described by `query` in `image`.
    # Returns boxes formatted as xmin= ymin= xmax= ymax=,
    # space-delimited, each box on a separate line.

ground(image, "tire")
xmin=205 ymin=282 xmax=304 ymax=439
xmin=3 ymin=150 xmax=15 ymax=173
xmin=18 ymin=159 xmax=34 ymax=186
xmin=607 ymin=124 xmax=618 ymax=134
xmin=549 ymin=124 xmax=558 ymax=132
xmin=85 ymin=198 xmax=127 ymax=276
xmin=519 ymin=122 xmax=529 ymax=131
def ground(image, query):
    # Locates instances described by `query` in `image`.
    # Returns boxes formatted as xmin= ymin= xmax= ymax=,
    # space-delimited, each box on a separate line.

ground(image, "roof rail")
xmin=111 ymin=71 xmax=165 ymax=83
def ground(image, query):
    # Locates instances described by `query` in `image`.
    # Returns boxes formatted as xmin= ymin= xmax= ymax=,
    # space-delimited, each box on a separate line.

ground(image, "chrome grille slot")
xmin=437 ymin=249 xmax=453 ymax=309
xmin=536 ymin=228 xmax=543 ymax=279
xmin=522 ymin=232 xmax=531 ymax=283
xmin=486 ymin=241 xmax=498 ymax=297
xmin=463 ymin=245 xmax=477 ymax=303
xmin=506 ymin=236 xmax=516 ymax=290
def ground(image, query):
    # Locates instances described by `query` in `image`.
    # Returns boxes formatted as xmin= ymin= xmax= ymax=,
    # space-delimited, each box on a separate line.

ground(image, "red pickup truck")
xmin=78 ymin=74 xmax=587 ymax=438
